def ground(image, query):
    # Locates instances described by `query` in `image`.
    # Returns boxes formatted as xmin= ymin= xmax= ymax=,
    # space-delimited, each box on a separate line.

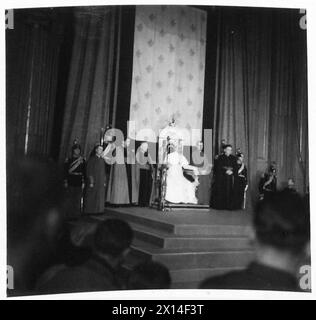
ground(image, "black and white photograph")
xmin=3 ymin=0 xmax=313 ymax=300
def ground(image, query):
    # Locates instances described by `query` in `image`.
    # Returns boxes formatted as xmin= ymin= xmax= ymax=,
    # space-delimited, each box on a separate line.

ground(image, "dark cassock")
xmin=106 ymin=144 xmax=130 ymax=205
xmin=125 ymin=139 xmax=139 ymax=205
xmin=211 ymin=153 xmax=238 ymax=210
xmin=136 ymin=142 xmax=154 ymax=207
xmin=64 ymin=155 xmax=86 ymax=217
xmin=232 ymin=161 xmax=248 ymax=210
xmin=101 ymin=141 xmax=113 ymax=194
xmin=84 ymin=146 xmax=107 ymax=214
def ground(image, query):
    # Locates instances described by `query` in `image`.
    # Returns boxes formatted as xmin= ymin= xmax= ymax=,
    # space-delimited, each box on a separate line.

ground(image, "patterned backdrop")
xmin=128 ymin=5 xmax=207 ymax=145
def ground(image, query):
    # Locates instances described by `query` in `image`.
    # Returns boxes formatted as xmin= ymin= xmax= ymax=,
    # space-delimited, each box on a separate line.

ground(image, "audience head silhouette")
xmin=7 ymin=156 xmax=66 ymax=294
xmin=94 ymin=219 xmax=134 ymax=263
xmin=254 ymin=189 xmax=310 ymax=254
xmin=200 ymin=190 xmax=310 ymax=291
xmin=127 ymin=261 xmax=171 ymax=290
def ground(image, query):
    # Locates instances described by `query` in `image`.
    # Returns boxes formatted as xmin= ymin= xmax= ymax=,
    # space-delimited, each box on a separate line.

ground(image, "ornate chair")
xmin=152 ymin=123 xmax=188 ymax=210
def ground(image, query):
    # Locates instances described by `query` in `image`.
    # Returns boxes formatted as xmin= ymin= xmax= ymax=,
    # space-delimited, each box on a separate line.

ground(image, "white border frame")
xmin=1 ymin=0 xmax=315 ymax=300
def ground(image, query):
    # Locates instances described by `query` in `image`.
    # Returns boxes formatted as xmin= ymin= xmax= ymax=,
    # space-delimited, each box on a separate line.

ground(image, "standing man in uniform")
xmin=64 ymin=141 xmax=86 ymax=218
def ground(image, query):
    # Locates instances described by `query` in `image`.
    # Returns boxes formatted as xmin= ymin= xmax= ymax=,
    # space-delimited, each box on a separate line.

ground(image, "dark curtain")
xmin=6 ymin=9 xmax=63 ymax=158
xmin=213 ymin=7 xmax=308 ymax=205
xmin=111 ymin=6 xmax=135 ymax=137
xmin=59 ymin=6 xmax=121 ymax=160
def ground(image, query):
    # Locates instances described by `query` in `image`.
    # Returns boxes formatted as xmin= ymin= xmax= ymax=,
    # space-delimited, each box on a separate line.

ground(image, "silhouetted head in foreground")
xmin=200 ymin=190 xmax=310 ymax=291
xmin=253 ymin=189 xmax=310 ymax=273
xmin=7 ymin=156 xmax=66 ymax=294
xmin=127 ymin=261 xmax=171 ymax=290
xmin=93 ymin=219 xmax=134 ymax=268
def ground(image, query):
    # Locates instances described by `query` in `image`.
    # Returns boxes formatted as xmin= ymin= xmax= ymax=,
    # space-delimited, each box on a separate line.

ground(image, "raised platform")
xmin=97 ymin=206 xmax=255 ymax=289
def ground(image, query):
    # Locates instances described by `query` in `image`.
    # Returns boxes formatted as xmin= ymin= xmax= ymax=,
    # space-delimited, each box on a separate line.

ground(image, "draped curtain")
xmin=129 ymin=5 xmax=207 ymax=145
xmin=6 ymin=10 xmax=63 ymax=159
xmin=213 ymin=8 xmax=308 ymax=205
xmin=59 ymin=6 xmax=120 ymax=160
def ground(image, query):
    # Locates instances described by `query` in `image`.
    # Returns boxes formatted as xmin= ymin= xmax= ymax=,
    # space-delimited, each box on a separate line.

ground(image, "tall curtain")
xmin=59 ymin=6 xmax=120 ymax=160
xmin=213 ymin=8 xmax=308 ymax=205
xmin=129 ymin=5 xmax=207 ymax=145
xmin=6 ymin=9 xmax=63 ymax=158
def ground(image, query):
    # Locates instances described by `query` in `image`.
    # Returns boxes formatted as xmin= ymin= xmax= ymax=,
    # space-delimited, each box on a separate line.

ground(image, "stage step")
xmin=129 ymin=240 xmax=254 ymax=270
xmin=104 ymin=207 xmax=255 ymax=289
xmin=170 ymin=266 xmax=245 ymax=283
xmin=106 ymin=208 xmax=176 ymax=233
xmin=130 ymin=222 xmax=252 ymax=250
xmin=175 ymin=224 xmax=251 ymax=236
xmin=121 ymin=253 xmax=249 ymax=289
xmin=106 ymin=207 xmax=253 ymax=237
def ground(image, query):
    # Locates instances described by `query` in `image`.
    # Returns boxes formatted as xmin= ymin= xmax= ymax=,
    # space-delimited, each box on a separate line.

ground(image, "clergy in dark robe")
xmin=136 ymin=142 xmax=154 ymax=207
xmin=125 ymin=138 xmax=139 ymax=205
xmin=209 ymin=139 xmax=227 ymax=204
xmin=191 ymin=141 xmax=212 ymax=205
xmin=232 ymin=153 xmax=248 ymax=210
xmin=84 ymin=144 xmax=107 ymax=214
xmin=210 ymin=144 xmax=238 ymax=210
xmin=106 ymin=141 xmax=130 ymax=205
xmin=64 ymin=143 xmax=86 ymax=218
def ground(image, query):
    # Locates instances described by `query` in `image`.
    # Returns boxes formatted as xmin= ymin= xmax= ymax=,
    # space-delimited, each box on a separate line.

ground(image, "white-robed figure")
xmin=165 ymin=141 xmax=199 ymax=204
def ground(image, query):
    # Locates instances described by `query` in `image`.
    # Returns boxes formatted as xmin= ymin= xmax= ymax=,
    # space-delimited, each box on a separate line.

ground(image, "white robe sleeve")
xmin=180 ymin=154 xmax=189 ymax=167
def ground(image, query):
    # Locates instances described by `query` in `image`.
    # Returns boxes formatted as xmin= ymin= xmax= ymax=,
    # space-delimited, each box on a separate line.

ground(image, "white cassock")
xmin=165 ymin=151 xmax=198 ymax=204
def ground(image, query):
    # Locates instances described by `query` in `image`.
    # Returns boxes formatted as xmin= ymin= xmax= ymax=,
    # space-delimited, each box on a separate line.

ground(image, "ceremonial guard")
xmin=64 ymin=140 xmax=86 ymax=218
xmin=258 ymin=163 xmax=277 ymax=200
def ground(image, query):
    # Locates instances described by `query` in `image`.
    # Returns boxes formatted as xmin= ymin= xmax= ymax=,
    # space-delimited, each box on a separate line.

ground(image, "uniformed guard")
xmin=64 ymin=140 xmax=86 ymax=218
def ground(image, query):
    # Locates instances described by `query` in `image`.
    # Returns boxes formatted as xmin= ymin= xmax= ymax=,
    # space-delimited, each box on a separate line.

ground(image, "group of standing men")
xmin=63 ymin=136 xmax=153 ymax=217
xmin=64 ymin=134 xmax=284 ymax=216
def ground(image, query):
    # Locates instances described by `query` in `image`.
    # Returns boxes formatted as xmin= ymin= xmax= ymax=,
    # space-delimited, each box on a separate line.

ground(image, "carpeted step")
xmin=121 ymin=256 xmax=247 ymax=288
xmin=103 ymin=207 xmax=255 ymax=289
xmin=130 ymin=222 xmax=252 ymax=250
xmin=106 ymin=208 xmax=176 ymax=233
xmin=106 ymin=208 xmax=253 ymax=237
xmin=174 ymin=224 xmax=252 ymax=236
xmin=129 ymin=240 xmax=255 ymax=270
xmin=170 ymin=266 xmax=246 ymax=283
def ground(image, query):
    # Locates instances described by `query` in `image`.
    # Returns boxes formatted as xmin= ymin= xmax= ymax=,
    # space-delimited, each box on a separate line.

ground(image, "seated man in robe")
xmin=164 ymin=141 xmax=199 ymax=204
